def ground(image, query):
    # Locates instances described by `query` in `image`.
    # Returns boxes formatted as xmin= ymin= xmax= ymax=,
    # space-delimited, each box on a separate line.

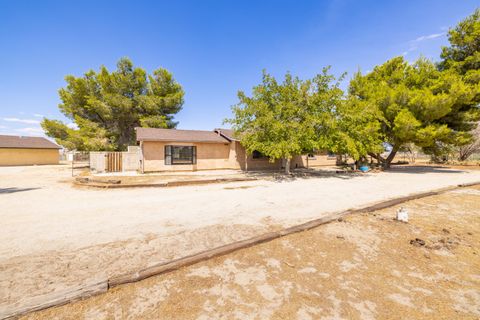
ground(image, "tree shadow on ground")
xmin=0 ymin=187 xmax=41 ymax=194
xmin=388 ymin=165 xmax=466 ymax=174
xmin=243 ymin=164 xmax=468 ymax=182
xmin=245 ymin=168 xmax=362 ymax=182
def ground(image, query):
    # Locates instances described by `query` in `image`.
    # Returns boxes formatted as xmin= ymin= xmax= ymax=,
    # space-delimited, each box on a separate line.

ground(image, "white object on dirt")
xmin=396 ymin=207 xmax=409 ymax=222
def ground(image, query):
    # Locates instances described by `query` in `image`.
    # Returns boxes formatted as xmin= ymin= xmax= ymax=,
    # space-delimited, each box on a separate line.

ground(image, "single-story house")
xmin=136 ymin=127 xmax=337 ymax=172
xmin=0 ymin=135 xmax=61 ymax=166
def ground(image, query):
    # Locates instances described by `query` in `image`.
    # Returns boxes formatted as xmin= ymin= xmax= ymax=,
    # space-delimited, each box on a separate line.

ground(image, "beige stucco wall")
xmin=141 ymin=141 xmax=338 ymax=172
xmin=90 ymin=151 xmax=140 ymax=173
xmin=89 ymin=152 xmax=107 ymax=172
xmin=123 ymin=152 xmax=140 ymax=171
xmin=0 ymin=148 xmax=59 ymax=166
xmin=237 ymin=144 xmax=335 ymax=171
xmin=142 ymin=141 xmax=239 ymax=172
xmin=234 ymin=141 xmax=281 ymax=171
xmin=292 ymin=153 xmax=337 ymax=168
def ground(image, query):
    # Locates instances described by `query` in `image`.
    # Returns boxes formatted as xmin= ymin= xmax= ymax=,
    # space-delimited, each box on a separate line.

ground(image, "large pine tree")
xmin=42 ymin=58 xmax=184 ymax=151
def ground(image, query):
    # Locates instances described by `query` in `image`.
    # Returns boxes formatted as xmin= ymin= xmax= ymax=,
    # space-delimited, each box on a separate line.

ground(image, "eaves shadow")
xmin=0 ymin=187 xmax=41 ymax=194
xmin=387 ymin=165 xmax=466 ymax=174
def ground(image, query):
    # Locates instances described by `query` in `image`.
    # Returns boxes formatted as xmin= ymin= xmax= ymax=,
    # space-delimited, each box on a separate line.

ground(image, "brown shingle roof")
xmin=136 ymin=127 xmax=229 ymax=143
xmin=214 ymin=128 xmax=239 ymax=141
xmin=0 ymin=135 xmax=61 ymax=149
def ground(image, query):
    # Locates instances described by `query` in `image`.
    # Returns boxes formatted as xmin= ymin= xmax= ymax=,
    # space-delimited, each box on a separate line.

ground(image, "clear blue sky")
xmin=0 ymin=0 xmax=479 ymax=137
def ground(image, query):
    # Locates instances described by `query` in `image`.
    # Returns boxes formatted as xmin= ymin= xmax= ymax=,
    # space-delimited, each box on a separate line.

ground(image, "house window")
xmin=165 ymin=145 xmax=197 ymax=165
xmin=307 ymin=153 xmax=317 ymax=159
xmin=252 ymin=150 xmax=267 ymax=159
xmin=327 ymin=151 xmax=336 ymax=159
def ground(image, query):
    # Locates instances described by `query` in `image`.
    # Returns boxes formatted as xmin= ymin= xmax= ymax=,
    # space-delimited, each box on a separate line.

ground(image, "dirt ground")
xmin=22 ymin=185 xmax=480 ymax=320
xmin=1 ymin=164 xmax=480 ymax=317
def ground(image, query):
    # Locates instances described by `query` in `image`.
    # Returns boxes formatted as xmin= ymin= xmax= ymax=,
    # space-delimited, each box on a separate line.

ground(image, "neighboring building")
xmin=0 ymin=135 xmax=61 ymax=166
xmin=136 ymin=127 xmax=336 ymax=172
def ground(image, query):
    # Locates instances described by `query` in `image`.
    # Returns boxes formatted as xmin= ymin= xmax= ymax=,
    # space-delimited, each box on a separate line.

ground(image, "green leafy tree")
xmin=226 ymin=69 xmax=345 ymax=174
xmin=440 ymin=9 xmax=480 ymax=79
xmin=41 ymin=118 xmax=113 ymax=151
xmin=439 ymin=9 xmax=480 ymax=160
xmin=332 ymin=97 xmax=384 ymax=164
xmin=42 ymin=57 xmax=184 ymax=151
xmin=348 ymin=56 xmax=477 ymax=167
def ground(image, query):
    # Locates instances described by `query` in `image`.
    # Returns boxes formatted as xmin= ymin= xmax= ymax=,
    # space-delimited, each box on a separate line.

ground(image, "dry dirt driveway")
xmin=23 ymin=185 xmax=480 ymax=319
xmin=1 ymin=164 xmax=480 ymax=317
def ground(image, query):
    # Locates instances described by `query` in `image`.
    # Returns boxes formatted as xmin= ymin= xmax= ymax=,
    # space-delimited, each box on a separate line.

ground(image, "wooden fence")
xmin=106 ymin=152 xmax=123 ymax=172
xmin=89 ymin=151 xmax=139 ymax=173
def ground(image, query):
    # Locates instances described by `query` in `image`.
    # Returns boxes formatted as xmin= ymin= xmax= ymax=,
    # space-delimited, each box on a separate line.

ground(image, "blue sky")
xmin=0 ymin=0 xmax=479 ymax=137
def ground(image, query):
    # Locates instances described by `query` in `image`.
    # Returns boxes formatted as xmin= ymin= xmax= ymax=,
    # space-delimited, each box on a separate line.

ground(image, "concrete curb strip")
xmin=73 ymin=177 xmax=257 ymax=188
xmin=2 ymin=181 xmax=479 ymax=319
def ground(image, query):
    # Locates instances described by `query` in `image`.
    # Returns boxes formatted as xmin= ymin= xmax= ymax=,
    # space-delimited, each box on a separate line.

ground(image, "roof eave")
xmin=137 ymin=138 xmax=229 ymax=144
xmin=0 ymin=146 xmax=61 ymax=149
xmin=213 ymin=130 xmax=239 ymax=142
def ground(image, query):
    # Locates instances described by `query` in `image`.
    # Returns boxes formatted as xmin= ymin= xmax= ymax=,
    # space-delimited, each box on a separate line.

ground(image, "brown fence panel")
xmin=106 ymin=152 xmax=123 ymax=172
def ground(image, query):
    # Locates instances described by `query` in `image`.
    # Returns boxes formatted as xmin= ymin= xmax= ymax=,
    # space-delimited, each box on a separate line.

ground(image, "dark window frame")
xmin=165 ymin=145 xmax=197 ymax=165
xmin=326 ymin=151 xmax=336 ymax=159
xmin=252 ymin=150 xmax=268 ymax=160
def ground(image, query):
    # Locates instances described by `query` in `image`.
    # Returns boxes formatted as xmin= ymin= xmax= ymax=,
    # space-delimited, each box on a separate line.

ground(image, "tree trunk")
xmin=459 ymin=153 xmax=468 ymax=161
xmin=384 ymin=145 xmax=399 ymax=169
xmin=118 ymin=125 xmax=134 ymax=151
xmin=368 ymin=152 xmax=385 ymax=165
xmin=336 ymin=154 xmax=343 ymax=166
xmin=284 ymin=158 xmax=291 ymax=175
